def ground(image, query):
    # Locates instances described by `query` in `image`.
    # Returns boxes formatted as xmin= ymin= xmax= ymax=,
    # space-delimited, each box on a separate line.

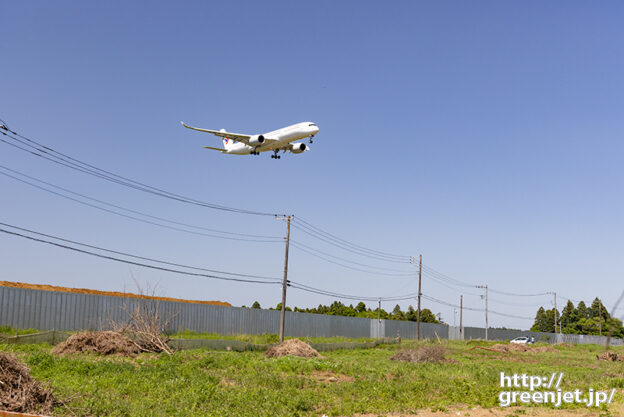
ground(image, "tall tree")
xmin=575 ymin=301 xmax=589 ymax=320
xmin=589 ymin=298 xmax=609 ymax=321
xmin=531 ymin=307 xmax=548 ymax=332
xmin=392 ymin=304 xmax=405 ymax=320
xmin=560 ymin=300 xmax=575 ymax=331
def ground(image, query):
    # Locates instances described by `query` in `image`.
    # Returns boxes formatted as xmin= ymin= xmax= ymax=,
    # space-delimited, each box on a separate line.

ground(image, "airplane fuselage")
xmin=225 ymin=122 xmax=319 ymax=155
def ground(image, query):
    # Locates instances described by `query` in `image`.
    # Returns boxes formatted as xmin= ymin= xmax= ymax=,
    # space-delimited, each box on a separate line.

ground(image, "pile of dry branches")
xmin=0 ymin=352 xmax=56 ymax=414
xmin=113 ymin=299 xmax=176 ymax=355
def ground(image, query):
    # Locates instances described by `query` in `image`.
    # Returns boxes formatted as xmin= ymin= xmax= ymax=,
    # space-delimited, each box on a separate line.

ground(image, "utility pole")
xmin=276 ymin=215 xmax=292 ymax=343
xmin=459 ymin=295 xmax=463 ymax=340
xmin=417 ymin=254 xmax=422 ymax=340
xmin=378 ymin=298 xmax=381 ymax=338
xmin=477 ymin=285 xmax=488 ymax=340
xmin=485 ymin=285 xmax=488 ymax=340
xmin=553 ymin=292 xmax=557 ymax=343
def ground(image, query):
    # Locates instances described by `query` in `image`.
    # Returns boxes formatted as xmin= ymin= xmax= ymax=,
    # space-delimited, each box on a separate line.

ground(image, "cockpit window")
xmin=308 ymin=123 xmax=316 ymax=126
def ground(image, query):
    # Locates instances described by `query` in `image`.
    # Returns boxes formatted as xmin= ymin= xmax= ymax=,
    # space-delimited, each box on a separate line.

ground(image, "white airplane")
xmin=181 ymin=121 xmax=319 ymax=159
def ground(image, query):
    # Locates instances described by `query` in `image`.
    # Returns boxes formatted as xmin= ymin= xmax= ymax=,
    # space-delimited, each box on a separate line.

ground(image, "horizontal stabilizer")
xmin=203 ymin=146 xmax=226 ymax=152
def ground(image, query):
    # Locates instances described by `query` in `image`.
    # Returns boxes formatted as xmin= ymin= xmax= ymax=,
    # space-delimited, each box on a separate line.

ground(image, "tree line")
xmin=531 ymin=298 xmax=624 ymax=338
xmin=243 ymin=301 xmax=443 ymax=323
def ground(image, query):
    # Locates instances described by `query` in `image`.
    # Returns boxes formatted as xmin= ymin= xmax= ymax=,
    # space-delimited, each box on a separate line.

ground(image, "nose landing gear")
xmin=309 ymin=135 xmax=314 ymax=144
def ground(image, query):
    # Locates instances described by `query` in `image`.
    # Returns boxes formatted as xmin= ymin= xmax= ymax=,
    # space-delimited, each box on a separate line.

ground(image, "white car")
xmin=510 ymin=337 xmax=530 ymax=344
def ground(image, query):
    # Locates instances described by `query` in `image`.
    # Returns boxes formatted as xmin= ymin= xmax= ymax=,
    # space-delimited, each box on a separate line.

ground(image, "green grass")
xmin=170 ymin=330 xmax=377 ymax=344
xmin=0 ymin=325 xmax=40 ymax=336
xmin=1 ymin=340 xmax=623 ymax=416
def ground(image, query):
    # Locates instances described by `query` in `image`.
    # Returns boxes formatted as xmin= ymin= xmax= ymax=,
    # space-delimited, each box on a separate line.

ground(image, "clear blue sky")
xmin=2 ymin=1 xmax=624 ymax=330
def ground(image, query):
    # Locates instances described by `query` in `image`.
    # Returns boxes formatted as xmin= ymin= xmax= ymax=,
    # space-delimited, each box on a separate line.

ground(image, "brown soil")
xmin=0 ymin=280 xmax=230 ymax=307
xmin=310 ymin=370 xmax=354 ymax=383
xmin=597 ymin=351 xmax=624 ymax=361
xmin=390 ymin=345 xmax=455 ymax=363
xmin=264 ymin=339 xmax=322 ymax=358
xmin=487 ymin=344 xmax=557 ymax=353
xmin=0 ymin=352 xmax=56 ymax=415
xmin=51 ymin=331 xmax=141 ymax=357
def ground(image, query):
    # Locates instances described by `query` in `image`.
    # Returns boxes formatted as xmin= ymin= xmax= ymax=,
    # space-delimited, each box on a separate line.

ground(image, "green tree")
xmin=251 ymin=301 xmax=261 ymax=309
xmin=589 ymin=298 xmax=609 ymax=321
xmin=355 ymin=302 xmax=367 ymax=313
xmin=420 ymin=308 xmax=440 ymax=324
xmin=392 ymin=304 xmax=405 ymax=320
xmin=531 ymin=307 xmax=548 ymax=332
xmin=575 ymin=301 xmax=588 ymax=320
xmin=560 ymin=300 xmax=575 ymax=331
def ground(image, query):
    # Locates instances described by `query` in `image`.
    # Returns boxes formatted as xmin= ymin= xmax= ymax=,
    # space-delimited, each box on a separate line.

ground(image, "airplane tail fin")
xmin=220 ymin=129 xmax=232 ymax=149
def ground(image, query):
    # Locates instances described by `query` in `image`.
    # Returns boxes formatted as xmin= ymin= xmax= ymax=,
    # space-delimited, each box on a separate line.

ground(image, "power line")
xmin=0 ymin=222 xmax=281 ymax=283
xmin=0 ymin=221 xmax=538 ymax=320
xmin=488 ymin=288 xmax=551 ymax=297
xmin=0 ymin=164 xmax=282 ymax=242
xmin=294 ymin=217 xmax=411 ymax=259
xmin=289 ymin=240 xmax=414 ymax=276
xmin=421 ymin=294 xmax=533 ymax=320
xmin=291 ymin=218 xmax=411 ymax=263
xmin=0 ymin=127 xmax=280 ymax=216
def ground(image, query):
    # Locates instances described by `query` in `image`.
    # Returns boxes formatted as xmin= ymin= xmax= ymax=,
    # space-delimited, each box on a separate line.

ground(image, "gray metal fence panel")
xmin=0 ymin=286 xmax=622 ymax=346
xmin=463 ymin=326 xmax=486 ymax=340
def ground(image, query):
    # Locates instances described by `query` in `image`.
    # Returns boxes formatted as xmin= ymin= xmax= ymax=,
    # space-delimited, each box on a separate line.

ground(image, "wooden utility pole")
xmin=485 ymin=285 xmax=488 ymax=340
xmin=553 ymin=292 xmax=557 ymax=343
xmin=277 ymin=215 xmax=292 ymax=343
xmin=377 ymin=298 xmax=381 ymax=338
xmin=417 ymin=254 xmax=422 ymax=340
xmin=459 ymin=295 xmax=463 ymax=340
xmin=477 ymin=285 xmax=488 ymax=340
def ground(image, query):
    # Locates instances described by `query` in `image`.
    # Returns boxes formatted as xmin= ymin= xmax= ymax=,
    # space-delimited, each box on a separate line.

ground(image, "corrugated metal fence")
xmin=1 ymin=286 xmax=622 ymax=345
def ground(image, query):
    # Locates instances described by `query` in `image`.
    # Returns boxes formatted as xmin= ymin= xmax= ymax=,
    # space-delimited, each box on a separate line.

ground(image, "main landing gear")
xmin=250 ymin=150 xmax=260 ymax=155
xmin=271 ymin=150 xmax=281 ymax=159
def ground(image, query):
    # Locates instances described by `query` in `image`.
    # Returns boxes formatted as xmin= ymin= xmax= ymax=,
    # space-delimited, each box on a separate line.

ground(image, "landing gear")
xmin=250 ymin=150 xmax=260 ymax=155
xmin=309 ymin=135 xmax=314 ymax=144
xmin=271 ymin=150 xmax=281 ymax=159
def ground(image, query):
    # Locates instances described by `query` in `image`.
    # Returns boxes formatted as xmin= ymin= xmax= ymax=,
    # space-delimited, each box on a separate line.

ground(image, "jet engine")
xmin=248 ymin=135 xmax=265 ymax=146
xmin=290 ymin=142 xmax=307 ymax=154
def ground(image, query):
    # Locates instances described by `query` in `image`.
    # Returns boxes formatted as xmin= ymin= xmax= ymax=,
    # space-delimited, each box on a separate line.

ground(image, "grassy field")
xmin=1 ymin=339 xmax=623 ymax=417
xmin=170 ymin=330 xmax=378 ymax=344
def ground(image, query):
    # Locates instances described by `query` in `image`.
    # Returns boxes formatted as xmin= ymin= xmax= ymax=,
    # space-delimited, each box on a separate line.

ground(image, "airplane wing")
xmin=203 ymin=146 xmax=226 ymax=152
xmin=181 ymin=121 xmax=251 ymax=144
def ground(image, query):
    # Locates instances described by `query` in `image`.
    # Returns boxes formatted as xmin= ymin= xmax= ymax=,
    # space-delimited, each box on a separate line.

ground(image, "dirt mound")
xmin=597 ymin=351 xmax=624 ymax=362
xmin=0 ymin=280 xmax=230 ymax=306
xmin=264 ymin=338 xmax=322 ymax=358
xmin=0 ymin=352 xmax=56 ymax=414
xmin=490 ymin=343 xmax=529 ymax=352
xmin=487 ymin=344 xmax=556 ymax=353
xmin=390 ymin=345 xmax=452 ymax=363
xmin=52 ymin=331 xmax=141 ymax=357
